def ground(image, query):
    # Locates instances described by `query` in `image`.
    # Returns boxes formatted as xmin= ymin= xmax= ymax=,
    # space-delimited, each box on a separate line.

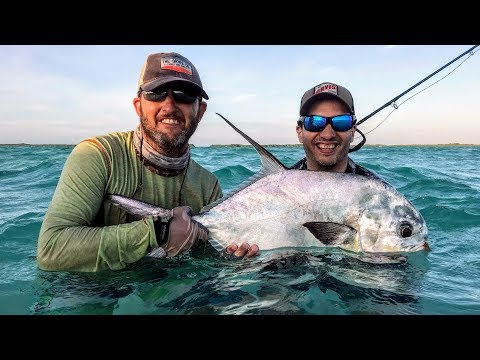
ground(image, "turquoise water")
xmin=1 ymin=144 xmax=479 ymax=315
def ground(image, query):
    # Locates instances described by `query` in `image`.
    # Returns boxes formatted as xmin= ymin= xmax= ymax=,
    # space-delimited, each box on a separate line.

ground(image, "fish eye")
xmin=398 ymin=221 xmax=413 ymax=238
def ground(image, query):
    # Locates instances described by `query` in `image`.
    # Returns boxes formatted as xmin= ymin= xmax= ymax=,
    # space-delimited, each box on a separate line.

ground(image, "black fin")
xmin=303 ymin=222 xmax=357 ymax=245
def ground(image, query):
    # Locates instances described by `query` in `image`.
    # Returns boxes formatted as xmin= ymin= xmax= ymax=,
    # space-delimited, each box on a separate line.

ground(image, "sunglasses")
xmin=141 ymin=89 xmax=199 ymax=104
xmin=298 ymin=114 xmax=356 ymax=132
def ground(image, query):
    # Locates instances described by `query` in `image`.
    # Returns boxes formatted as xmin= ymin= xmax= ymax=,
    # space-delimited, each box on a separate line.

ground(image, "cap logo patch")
xmin=161 ymin=57 xmax=193 ymax=75
xmin=314 ymin=83 xmax=338 ymax=95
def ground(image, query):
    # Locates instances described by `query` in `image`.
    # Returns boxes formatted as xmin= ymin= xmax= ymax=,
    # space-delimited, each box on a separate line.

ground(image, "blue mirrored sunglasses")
xmin=141 ymin=89 xmax=199 ymax=104
xmin=298 ymin=114 xmax=356 ymax=132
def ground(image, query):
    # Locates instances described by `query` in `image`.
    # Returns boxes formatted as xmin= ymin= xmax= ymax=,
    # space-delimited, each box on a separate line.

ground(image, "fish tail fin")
xmin=106 ymin=194 xmax=173 ymax=220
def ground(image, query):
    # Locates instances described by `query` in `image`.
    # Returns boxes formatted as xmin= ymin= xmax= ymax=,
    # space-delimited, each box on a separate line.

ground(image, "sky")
xmin=1 ymin=45 xmax=479 ymax=146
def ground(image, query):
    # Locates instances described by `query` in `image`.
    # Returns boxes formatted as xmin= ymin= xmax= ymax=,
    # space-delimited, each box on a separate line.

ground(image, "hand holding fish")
xmin=153 ymin=206 xmax=209 ymax=257
xmin=149 ymin=205 xmax=260 ymax=260
xmin=224 ymin=242 xmax=260 ymax=259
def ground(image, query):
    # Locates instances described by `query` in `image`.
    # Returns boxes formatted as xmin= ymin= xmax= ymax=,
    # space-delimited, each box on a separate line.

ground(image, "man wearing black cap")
xmin=37 ymin=52 xmax=258 ymax=272
xmin=291 ymin=82 xmax=381 ymax=179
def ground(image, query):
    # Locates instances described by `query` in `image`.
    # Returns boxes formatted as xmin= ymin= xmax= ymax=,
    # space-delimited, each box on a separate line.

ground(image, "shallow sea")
xmin=1 ymin=144 xmax=479 ymax=315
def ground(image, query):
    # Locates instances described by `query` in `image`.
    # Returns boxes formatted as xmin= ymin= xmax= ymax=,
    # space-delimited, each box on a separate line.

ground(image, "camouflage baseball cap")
xmin=138 ymin=52 xmax=209 ymax=100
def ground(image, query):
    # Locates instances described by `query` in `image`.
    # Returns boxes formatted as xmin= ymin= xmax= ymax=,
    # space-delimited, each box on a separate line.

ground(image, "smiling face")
xmin=296 ymin=98 xmax=356 ymax=172
xmin=133 ymin=87 xmax=207 ymax=157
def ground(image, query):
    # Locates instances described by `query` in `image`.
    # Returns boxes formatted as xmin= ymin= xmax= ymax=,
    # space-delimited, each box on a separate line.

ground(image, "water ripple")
xmin=1 ymin=145 xmax=479 ymax=314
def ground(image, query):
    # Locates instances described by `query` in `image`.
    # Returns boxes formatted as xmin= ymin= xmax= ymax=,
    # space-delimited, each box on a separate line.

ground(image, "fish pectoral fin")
xmin=303 ymin=222 xmax=356 ymax=246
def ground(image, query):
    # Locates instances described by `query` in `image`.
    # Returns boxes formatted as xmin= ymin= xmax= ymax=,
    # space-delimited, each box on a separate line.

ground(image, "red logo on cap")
xmin=314 ymin=83 xmax=338 ymax=95
xmin=161 ymin=57 xmax=193 ymax=75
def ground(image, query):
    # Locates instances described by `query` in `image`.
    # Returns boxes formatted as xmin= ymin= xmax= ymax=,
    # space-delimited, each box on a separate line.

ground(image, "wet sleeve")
xmin=37 ymin=141 xmax=157 ymax=272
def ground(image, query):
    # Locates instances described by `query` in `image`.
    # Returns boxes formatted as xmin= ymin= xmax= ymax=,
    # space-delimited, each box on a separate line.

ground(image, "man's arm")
xmin=37 ymin=141 xmax=157 ymax=272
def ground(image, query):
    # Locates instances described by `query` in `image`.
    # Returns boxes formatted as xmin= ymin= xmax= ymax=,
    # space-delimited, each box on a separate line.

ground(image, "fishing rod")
xmin=349 ymin=45 xmax=478 ymax=152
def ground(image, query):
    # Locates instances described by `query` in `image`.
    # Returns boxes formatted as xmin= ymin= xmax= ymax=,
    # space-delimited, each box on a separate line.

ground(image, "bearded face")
xmin=138 ymin=98 xmax=200 ymax=156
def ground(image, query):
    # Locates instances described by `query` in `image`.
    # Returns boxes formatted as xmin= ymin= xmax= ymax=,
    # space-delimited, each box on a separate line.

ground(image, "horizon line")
xmin=1 ymin=143 xmax=480 ymax=147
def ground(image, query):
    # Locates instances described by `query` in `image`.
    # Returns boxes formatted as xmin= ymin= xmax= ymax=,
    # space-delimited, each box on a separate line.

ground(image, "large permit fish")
xmin=108 ymin=114 xmax=429 ymax=258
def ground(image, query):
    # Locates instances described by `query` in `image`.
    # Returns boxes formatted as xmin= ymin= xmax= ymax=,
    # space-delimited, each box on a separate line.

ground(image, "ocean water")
xmin=1 ymin=144 xmax=479 ymax=315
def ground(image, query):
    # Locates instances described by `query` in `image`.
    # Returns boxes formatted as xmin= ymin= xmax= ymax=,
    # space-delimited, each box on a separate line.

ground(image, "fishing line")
xmin=359 ymin=47 xmax=480 ymax=138
xmin=350 ymin=45 xmax=479 ymax=151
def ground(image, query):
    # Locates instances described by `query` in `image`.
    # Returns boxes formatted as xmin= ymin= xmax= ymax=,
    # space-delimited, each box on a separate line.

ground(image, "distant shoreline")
xmin=1 ymin=143 xmax=479 ymax=147
xmin=208 ymin=143 xmax=480 ymax=147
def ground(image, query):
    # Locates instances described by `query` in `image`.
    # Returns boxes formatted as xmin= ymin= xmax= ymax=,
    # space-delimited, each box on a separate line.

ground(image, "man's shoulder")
xmin=348 ymin=158 xmax=382 ymax=180
xmin=90 ymin=131 xmax=133 ymax=144
xmin=77 ymin=131 xmax=133 ymax=152
xmin=288 ymin=157 xmax=307 ymax=170
xmin=189 ymin=158 xmax=219 ymax=179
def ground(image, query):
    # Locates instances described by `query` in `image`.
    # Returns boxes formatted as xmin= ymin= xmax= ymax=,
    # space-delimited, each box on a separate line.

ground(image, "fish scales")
xmin=195 ymin=170 xmax=427 ymax=253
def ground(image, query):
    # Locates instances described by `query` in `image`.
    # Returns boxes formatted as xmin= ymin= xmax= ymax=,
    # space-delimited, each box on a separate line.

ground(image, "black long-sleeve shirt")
xmin=288 ymin=157 xmax=383 ymax=181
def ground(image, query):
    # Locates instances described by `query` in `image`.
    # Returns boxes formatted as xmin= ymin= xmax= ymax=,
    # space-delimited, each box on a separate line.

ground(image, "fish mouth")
xmin=402 ymin=241 xmax=430 ymax=252
xmin=366 ymin=241 xmax=430 ymax=256
xmin=417 ymin=241 xmax=430 ymax=251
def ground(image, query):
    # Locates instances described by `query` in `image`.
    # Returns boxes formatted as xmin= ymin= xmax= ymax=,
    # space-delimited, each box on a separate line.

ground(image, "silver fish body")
xmin=196 ymin=170 xmax=428 ymax=254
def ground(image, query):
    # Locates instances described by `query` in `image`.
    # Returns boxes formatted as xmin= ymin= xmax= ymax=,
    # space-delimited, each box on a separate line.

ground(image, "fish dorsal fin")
xmin=200 ymin=114 xmax=288 ymax=214
xmin=215 ymin=113 xmax=287 ymax=174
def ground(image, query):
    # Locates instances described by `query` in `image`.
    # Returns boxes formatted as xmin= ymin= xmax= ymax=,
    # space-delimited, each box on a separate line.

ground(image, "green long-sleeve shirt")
xmin=37 ymin=131 xmax=223 ymax=272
